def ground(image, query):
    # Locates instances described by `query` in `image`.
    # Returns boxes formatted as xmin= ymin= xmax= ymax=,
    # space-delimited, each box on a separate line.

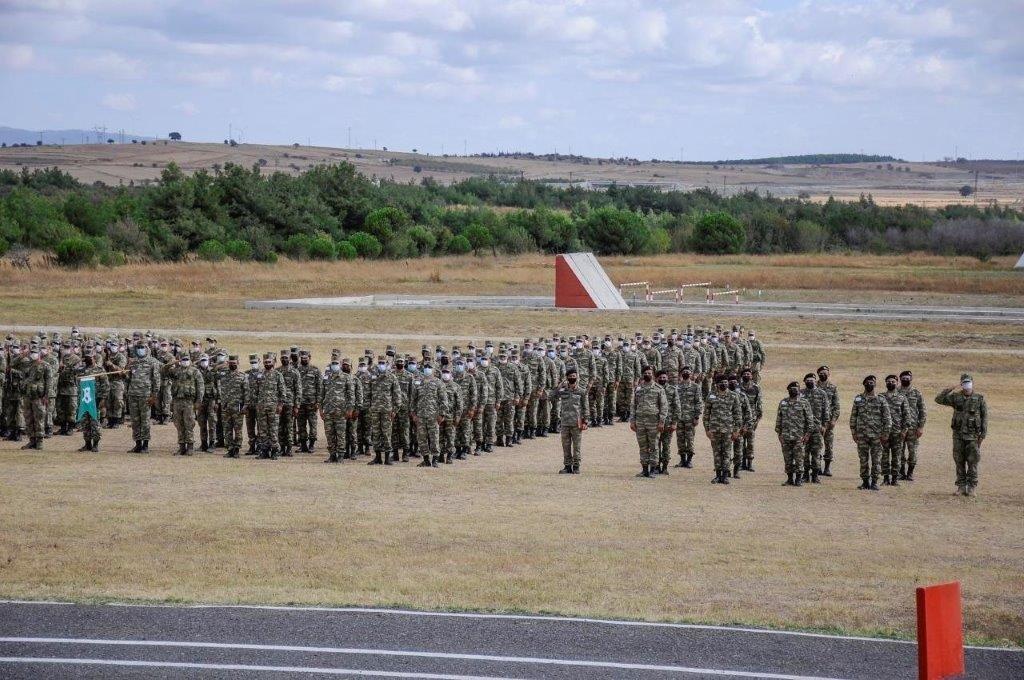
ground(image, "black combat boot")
xmin=44 ymin=424 xmax=52 ymax=437
xmin=811 ymin=469 xmax=820 ymax=484
xmin=719 ymin=470 xmax=729 ymax=484
xmin=638 ymin=464 xmax=652 ymax=478
xmin=746 ymin=457 xmax=755 ymax=472
xmin=78 ymin=439 xmax=90 ymax=452
xmin=660 ymin=461 xmax=669 ymax=475
xmin=523 ymin=428 xmax=533 ymax=440
xmin=200 ymin=436 xmax=209 ymax=453
xmin=890 ymin=474 xmax=899 ymax=487
xmin=858 ymin=477 xmax=870 ymax=489
xmin=882 ymin=474 xmax=890 ymax=486
xmin=10 ymin=429 xmax=22 ymax=442
xmin=684 ymin=453 xmax=694 ymax=468
xmin=269 ymin=447 xmax=279 ymax=460
xmin=58 ymin=422 xmax=68 ymax=436
xmin=281 ymin=446 xmax=293 ymax=457
xmin=300 ymin=439 xmax=309 ymax=453
xmin=185 ymin=443 xmax=195 ymax=455
xmin=456 ymin=448 xmax=466 ymax=460
xmin=130 ymin=440 xmax=143 ymax=453
xmin=906 ymin=464 xmax=915 ymax=481
xmin=368 ymin=451 xmax=382 ymax=465
xmin=418 ymin=456 xmax=432 ymax=467
xmin=674 ymin=455 xmax=685 ymax=468
xmin=445 ymin=451 xmax=453 ymax=464
xmin=392 ymin=449 xmax=400 ymax=462
xmin=484 ymin=442 xmax=493 ymax=453
xmin=732 ymin=463 xmax=741 ymax=480
xmin=793 ymin=472 xmax=802 ymax=487
xmin=821 ymin=461 xmax=832 ymax=476
xmin=712 ymin=470 xmax=721 ymax=484
xmin=783 ymin=472 xmax=794 ymax=486
xmin=431 ymin=455 xmax=440 ymax=467
xmin=227 ymin=448 xmax=239 ymax=458
xmin=247 ymin=441 xmax=256 ymax=455
xmin=572 ymin=463 xmax=580 ymax=474
xmin=90 ymin=438 xmax=99 ymax=452
xmin=178 ymin=443 xmax=186 ymax=455
xmin=559 ymin=464 xmax=572 ymax=474
xmin=33 ymin=437 xmax=43 ymax=449
xmin=496 ymin=435 xmax=505 ymax=447
xmin=898 ymin=463 xmax=907 ymax=480
xmin=383 ymin=451 xmax=393 ymax=465
xmin=869 ymin=476 xmax=880 ymax=491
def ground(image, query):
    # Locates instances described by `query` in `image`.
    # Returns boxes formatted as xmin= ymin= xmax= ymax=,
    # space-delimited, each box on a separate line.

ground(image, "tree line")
xmin=0 ymin=162 xmax=1021 ymax=267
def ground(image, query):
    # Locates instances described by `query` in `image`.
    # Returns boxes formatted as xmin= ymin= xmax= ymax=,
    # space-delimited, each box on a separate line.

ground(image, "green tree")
xmin=307 ymin=234 xmax=337 ymax=259
xmin=55 ymin=236 xmax=97 ymax=267
xmin=447 ymin=234 xmax=472 ymax=254
xmin=224 ymin=239 xmax=253 ymax=261
xmin=347 ymin=231 xmax=382 ymax=258
xmin=464 ymin=224 xmax=493 ymax=255
xmin=579 ymin=206 xmax=649 ymax=255
xmin=197 ymin=239 xmax=226 ymax=261
xmin=691 ymin=211 xmax=745 ymax=254
xmin=363 ymin=206 xmax=410 ymax=243
xmin=336 ymin=240 xmax=357 ymax=260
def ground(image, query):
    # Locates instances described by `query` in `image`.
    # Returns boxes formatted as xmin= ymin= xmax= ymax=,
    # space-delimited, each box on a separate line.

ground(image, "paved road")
xmin=0 ymin=602 xmax=1019 ymax=679
xmin=1 ymin=324 xmax=1020 ymax=356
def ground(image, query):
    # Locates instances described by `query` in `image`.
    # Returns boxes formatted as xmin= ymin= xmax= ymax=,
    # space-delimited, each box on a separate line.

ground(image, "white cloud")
xmin=77 ymin=50 xmax=144 ymax=79
xmin=340 ymin=55 xmax=403 ymax=78
xmin=101 ymin=92 xmax=136 ymax=111
xmin=498 ymin=114 xmax=526 ymax=129
xmin=0 ymin=44 xmax=34 ymax=69
xmin=383 ymin=31 xmax=438 ymax=58
xmin=173 ymin=101 xmax=199 ymax=116
xmin=178 ymin=69 xmax=231 ymax=88
xmin=587 ymin=68 xmax=641 ymax=83
xmin=251 ymin=66 xmax=283 ymax=86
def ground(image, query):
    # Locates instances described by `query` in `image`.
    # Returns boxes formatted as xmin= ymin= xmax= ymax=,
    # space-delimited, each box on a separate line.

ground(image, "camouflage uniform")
xmin=481 ymin=360 xmax=504 ymax=450
xmin=3 ymin=347 xmax=25 ymax=439
xmin=296 ymin=355 xmax=322 ymax=452
xmin=935 ymin=378 xmax=987 ymax=495
xmin=555 ymin=379 xmax=589 ymax=471
xmin=899 ymin=383 xmax=927 ymax=479
xmin=56 ymin=353 xmax=82 ymax=434
xmin=730 ymin=385 xmax=753 ymax=477
xmin=589 ymin=349 xmax=609 ymax=427
xmin=252 ymin=356 xmax=286 ymax=458
xmin=156 ymin=346 xmax=175 ymax=423
xmin=357 ymin=363 xmax=373 ymax=454
xmin=163 ymin=360 xmax=204 ymax=452
xmin=20 ymin=357 xmax=52 ymax=448
xmin=703 ymin=386 xmax=742 ymax=482
xmin=125 ymin=347 xmax=161 ymax=450
xmin=748 ymin=335 xmax=766 ymax=383
xmin=412 ymin=372 xmax=448 ymax=465
xmin=673 ymin=378 xmax=703 ymax=467
xmin=513 ymin=353 xmax=532 ymax=440
xmin=603 ymin=343 xmax=621 ymax=424
xmin=42 ymin=346 xmax=59 ymax=436
xmin=218 ymin=359 xmax=248 ymax=457
xmin=546 ymin=350 xmax=564 ymax=432
xmin=658 ymin=378 xmax=678 ymax=471
xmin=196 ymin=357 xmax=219 ymax=451
xmin=849 ymin=390 xmax=892 ymax=488
xmin=440 ymin=374 xmax=462 ymax=461
xmin=800 ymin=384 xmax=832 ymax=480
xmin=320 ymin=366 xmax=357 ymax=462
xmin=776 ymin=393 xmax=813 ymax=482
xmin=497 ymin=354 xmax=521 ymax=446
xmin=819 ymin=376 xmax=840 ymax=471
xmin=277 ymin=354 xmax=302 ymax=454
xmin=880 ymin=387 xmax=910 ymax=483
xmin=244 ymin=355 xmax=262 ymax=454
xmin=455 ymin=366 xmax=478 ymax=456
xmin=616 ymin=346 xmax=640 ymax=421
xmin=369 ymin=363 xmax=404 ymax=464
xmin=103 ymin=345 xmax=127 ymax=427
xmin=631 ymin=379 xmax=667 ymax=473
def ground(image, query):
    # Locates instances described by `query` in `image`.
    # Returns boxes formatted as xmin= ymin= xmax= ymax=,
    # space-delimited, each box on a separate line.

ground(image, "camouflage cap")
xmin=248 ymin=353 xmax=258 ymax=361
xmin=228 ymin=354 xmax=239 ymax=361
xmin=299 ymin=350 xmax=309 ymax=357
xmin=289 ymin=345 xmax=299 ymax=354
xmin=960 ymin=373 xmax=973 ymax=384
xmin=341 ymin=357 xmax=351 ymax=365
xmin=263 ymin=352 xmax=275 ymax=361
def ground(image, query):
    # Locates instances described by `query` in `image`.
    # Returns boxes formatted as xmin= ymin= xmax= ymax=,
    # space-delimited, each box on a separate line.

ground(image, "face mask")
xmin=499 ymin=357 xmax=508 ymax=364
xmin=547 ymin=351 xmax=555 ymax=359
xmin=135 ymin=348 xmax=146 ymax=357
xmin=681 ymin=372 xmax=691 ymax=380
xmin=358 ymin=365 xmax=368 ymax=373
xmin=407 ymin=363 xmax=417 ymax=371
xmin=330 ymin=363 xmax=341 ymax=372
xmin=454 ymin=364 xmax=465 ymax=373
xmin=818 ymin=373 xmax=828 ymax=382
xmin=199 ymin=359 xmax=209 ymax=368
xmin=441 ymin=372 xmax=452 ymax=382
xmin=962 ymin=381 xmax=973 ymax=391
xmin=217 ymin=355 xmax=226 ymax=363
xmin=423 ymin=367 xmax=433 ymax=377
xmin=264 ymin=363 xmax=273 ymax=370
xmin=886 ymin=381 xmax=897 ymax=390
xmin=484 ymin=347 xmax=493 ymax=356
xmin=181 ymin=360 xmax=191 ymax=367
xmin=657 ymin=379 xmax=668 ymax=386
xmin=300 ymin=359 xmax=309 ymax=366
xmin=900 ymin=378 xmax=911 ymax=386
xmin=377 ymin=364 xmax=387 ymax=373
xmin=729 ymin=382 xmax=738 ymax=390
xmin=250 ymin=362 xmax=258 ymax=369
xmin=643 ymin=373 xmax=653 ymax=382
xmin=84 ymin=357 xmax=94 ymax=366
xmin=480 ymin=359 xmax=489 ymax=368
xmin=742 ymin=375 xmax=751 ymax=383
xmin=864 ymin=382 xmax=875 ymax=392
xmin=228 ymin=363 xmax=238 ymax=370
xmin=567 ymin=377 xmax=577 ymax=384
xmin=717 ymin=382 xmax=728 ymax=391
xmin=788 ymin=387 xmax=799 ymax=398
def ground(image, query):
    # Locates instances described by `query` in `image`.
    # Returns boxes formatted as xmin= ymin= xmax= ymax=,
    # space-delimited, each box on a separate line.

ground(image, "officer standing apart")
xmin=555 ymin=367 xmax=589 ymax=474
xmin=935 ymin=374 xmax=987 ymax=497
xmin=125 ymin=341 xmax=160 ymax=454
xmin=630 ymin=366 xmax=667 ymax=479
xmin=163 ymin=354 xmax=204 ymax=455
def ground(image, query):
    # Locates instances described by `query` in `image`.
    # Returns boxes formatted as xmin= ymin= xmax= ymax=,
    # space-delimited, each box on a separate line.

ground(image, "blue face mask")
xmin=547 ymin=351 xmax=555 ymax=359
xmin=135 ymin=348 xmax=146 ymax=357
xmin=407 ymin=363 xmax=417 ymax=372
xmin=422 ymin=367 xmax=433 ymax=377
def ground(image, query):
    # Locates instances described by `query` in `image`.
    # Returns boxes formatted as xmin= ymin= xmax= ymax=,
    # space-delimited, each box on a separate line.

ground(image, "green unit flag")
xmin=76 ymin=376 xmax=98 ymax=421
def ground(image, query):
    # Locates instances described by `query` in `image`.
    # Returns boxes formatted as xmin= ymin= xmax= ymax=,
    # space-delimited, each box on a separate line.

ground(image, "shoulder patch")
xmin=708 ymin=394 xmax=716 ymax=400
xmin=854 ymin=396 xmax=863 ymax=403
xmin=780 ymin=399 xmax=787 ymax=405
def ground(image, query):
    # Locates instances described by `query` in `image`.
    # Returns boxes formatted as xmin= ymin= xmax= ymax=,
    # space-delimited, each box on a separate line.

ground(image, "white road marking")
xmin=0 ymin=639 xmax=852 ymax=680
xmin=2 ymin=600 xmax=1020 ymax=652
xmin=0 ymin=657 xmax=522 ymax=679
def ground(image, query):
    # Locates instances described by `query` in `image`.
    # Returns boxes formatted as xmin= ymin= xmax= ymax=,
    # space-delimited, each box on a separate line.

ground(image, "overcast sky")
xmin=1 ymin=0 xmax=1022 ymax=160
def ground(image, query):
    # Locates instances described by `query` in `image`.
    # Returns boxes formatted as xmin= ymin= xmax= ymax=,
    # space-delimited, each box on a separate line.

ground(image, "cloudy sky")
xmin=1 ymin=0 xmax=1021 ymax=160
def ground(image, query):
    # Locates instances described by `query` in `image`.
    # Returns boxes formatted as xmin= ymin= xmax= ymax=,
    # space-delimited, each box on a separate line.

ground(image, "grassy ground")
xmin=0 ymin=254 xmax=1022 ymax=646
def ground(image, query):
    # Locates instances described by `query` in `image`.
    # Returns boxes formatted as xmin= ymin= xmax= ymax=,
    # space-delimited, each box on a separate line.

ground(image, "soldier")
xmin=673 ymin=365 xmax=703 ymax=468
xmin=453 ymin=357 xmax=477 ymax=459
xmin=55 ymin=347 xmax=82 ymax=435
xmin=439 ymin=364 xmax=462 ymax=463
xmin=849 ymin=375 xmax=892 ymax=491
xmin=553 ymin=367 xmax=589 ymax=474
xmin=41 ymin=338 xmax=59 ymax=437
xmin=656 ymin=369 xmax=676 ymax=475
xmin=542 ymin=343 xmax=560 ymax=435
xmin=630 ymin=365 xmax=667 ymax=478
xmin=368 ymin=355 xmax=403 ymax=466
xmin=480 ymin=353 xmax=504 ymax=452
xmin=512 ymin=348 xmax=531 ymax=443
xmin=125 ymin=342 xmax=160 ymax=453
xmin=496 ymin=350 xmax=521 ymax=446
xmin=880 ymin=374 xmax=911 ymax=486
xmin=356 ymin=356 xmax=373 ymax=456
xmin=817 ymin=365 xmax=840 ymax=476
xmin=898 ymin=370 xmax=926 ymax=481
xmin=19 ymin=345 xmax=52 ymax=450
xmin=703 ymin=374 xmax=742 ymax=484
xmin=391 ymin=357 xmax=413 ymax=461
xmin=616 ymin=339 xmax=639 ymax=422
xmin=776 ymin=381 xmax=813 ymax=486
xmin=155 ymin=339 xmax=175 ymax=424
xmin=253 ymin=352 xmax=287 ymax=459
xmin=320 ymin=356 xmax=357 ymax=463
xmin=738 ymin=368 xmax=763 ymax=472
xmin=212 ymin=350 xmax=230 ymax=448
xmin=76 ymin=348 xmax=108 ymax=453
xmin=104 ymin=337 xmax=127 ymax=428
xmin=244 ymin=354 xmax=262 ymax=455
xmin=218 ymin=355 xmax=248 ymax=458
xmin=589 ymin=343 xmax=608 ymax=428
xmin=162 ymin=354 xmax=204 ymax=455
xmin=412 ymin=363 xmax=448 ymax=467
xmin=0 ymin=338 xmax=8 ymax=438
xmin=935 ymin=374 xmax=987 ymax=497
xmin=295 ymin=350 xmax=321 ymax=453
xmin=748 ymin=330 xmax=766 ymax=383
xmin=196 ymin=353 xmax=218 ymax=452
xmin=800 ymin=372 xmax=832 ymax=484
xmin=728 ymin=373 xmax=752 ymax=479
xmin=277 ymin=350 xmax=302 ymax=457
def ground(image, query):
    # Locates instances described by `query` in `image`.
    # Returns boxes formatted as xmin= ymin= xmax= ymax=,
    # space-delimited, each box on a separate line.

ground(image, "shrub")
xmin=464 ymin=224 xmax=494 ymax=255
xmin=284 ymin=233 xmax=313 ymax=259
xmin=579 ymin=206 xmax=649 ymax=255
xmin=364 ymin=206 xmax=410 ymax=243
xmin=336 ymin=240 xmax=357 ymax=260
xmin=99 ymin=250 xmax=127 ymax=267
xmin=447 ymin=234 xmax=472 ymax=254
xmin=498 ymin=224 xmax=535 ymax=254
xmin=106 ymin=216 xmax=149 ymax=255
xmin=347 ymin=231 xmax=382 ymax=258
xmin=224 ymin=239 xmax=253 ymax=261
xmin=55 ymin=236 xmax=97 ymax=267
xmin=642 ymin=226 xmax=671 ymax=254
xmin=307 ymin=234 xmax=337 ymax=260
xmin=197 ymin=239 xmax=226 ymax=261
xmin=0 ymin=235 xmax=8 ymax=257
xmin=691 ymin=211 xmax=744 ymax=254
xmin=407 ymin=225 xmax=436 ymax=256
xmin=385 ymin=232 xmax=417 ymax=259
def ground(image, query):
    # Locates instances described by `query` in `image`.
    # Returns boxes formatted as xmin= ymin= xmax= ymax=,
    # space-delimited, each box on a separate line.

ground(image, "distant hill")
xmin=0 ymin=126 xmax=156 ymax=147
xmin=708 ymin=153 xmax=903 ymax=165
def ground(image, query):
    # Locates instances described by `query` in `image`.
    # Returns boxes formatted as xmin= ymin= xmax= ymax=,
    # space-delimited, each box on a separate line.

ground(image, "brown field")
xmin=1 ymin=254 xmax=1022 ymax=646
xmin=2 ymin=141 xmax=1022 ymax=207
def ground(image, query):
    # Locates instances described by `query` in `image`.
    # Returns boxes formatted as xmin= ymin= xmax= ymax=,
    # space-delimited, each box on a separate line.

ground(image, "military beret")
xmin=787 ymin=381 xmax=800 ymax=389
xmin=863 ymin=375 xmax=876 ymax=385
xmin=960 ymin=373 xmax=973 ymax=384
xmin=885 ymin=374 xmax=897 ymax=381
xmin=899 ymin=370 xmax=912 ymax=378
xmin=565 ymin=367 xmax=577 ymax=376
xmin=289 ymin=346 xmax=299 ymax=354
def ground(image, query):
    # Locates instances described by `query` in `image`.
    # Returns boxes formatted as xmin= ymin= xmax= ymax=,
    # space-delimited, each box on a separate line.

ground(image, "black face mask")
xmin=717 ymin=383 xmax=728 ymax=391
xmin=300 ymin=359 xmax=309 ymax=366
xmin=84 ymin=357 xmax=94 ymax=366
xmin=657 ymin=379 xmax=668 ymax=386
xmin=864 ymin=382 xmax=875 ymax=392
xmin=818 ymin=373 xmax=828 ymax=382
xmin=742 ymin=375 xmax=751 ymax=383
xmin=263 ymin=363 xmax=273 ymax=370
xmin=643 ymin=373 xmax=653 ymax=382
xmin=788 ymin=387 xmax=799 ymax=398
xmin=681 ymin=372 xmax=691 ymax=380
xmin=342 ymin=365 xmax=351 ymax=374
xmin=886 ymin=381 xmax=897 ymax=390
xmin=567 ymin=377 xmax=577 ymax=384
xmin=728 ymin=382 xmax=738 ymax=390
xmin=804 ymin=381 xmax=814 ymax=389
xmin=900 ymin=378 xmax=911 ymax=386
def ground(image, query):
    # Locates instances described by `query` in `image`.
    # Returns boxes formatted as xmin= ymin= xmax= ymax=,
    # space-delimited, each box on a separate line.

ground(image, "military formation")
xmin=1 ymin=325 xmax=986 ymax=495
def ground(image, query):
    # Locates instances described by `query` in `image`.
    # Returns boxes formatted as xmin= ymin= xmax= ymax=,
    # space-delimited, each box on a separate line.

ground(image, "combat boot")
xmin=965 ymin=485 xmax=976 ymax=498
xmin=21 ymin=437 xmax=36 ymax=449
xmin=732 ymin=463 xmax=741 ymax=480
xmin=869 ymin=476 xmax=879 ymax=491
xmin=793 ymin=472 xmax=802 ymax=487
xmin=269 ymin=447 xmax=279 ymax=460
xmin=821 ymin=461 xmax=832 ymax=476
xmin=200 ymin=436 xmax=209 ymax=453
xmin=227 ymin=448 xmax=239 ymax=458
xmin=78 ymin=439 xmax=91 ymax=452
xmin=684 ymin=453 xmax=694 ymax=468
xmin=89 ymin=438 xmax=99 ymax=452
xmin=522 ymin=429 xmax=533 ymax=440
xmin=484 ymin=443 xmax=493 ymax=453
xmin=392 ymin=449 xmax=400 ymax=462
xmin=281 ymin=446 xmax=293 ymax=457
xmin=783 ymin=472 xmax=794 ymax=486
xmin=44 ymin=424 xmax=52 ymax=437
xmin=719 ymin=470 xmax=729 ymax=484
xmin=955 ymin=484 xmax=966 ymax=496
xmin=130 ymin=440 xmax=143 ymax=453
xmin=711 ymin=470 xmax=720 ymax=483
xmin=811 ymin=469 xmax=820 ymax=484
xmin=186 ymin=443 xmax=195 ymax=455
xmin=559 ymin=464 xmax=572 ymax=474
xmin=572 ymin=463 xmax=580 ymax=474
xmin=300 ymin=439 xmax=309 ymax=453
xmin=10 ymin=429 xmax=22 ymax=442
xmin=417 ymin=456 xmax=431 ymax=468
xmin=858 ymin=477 xmax=871 ymax=490
xmin=746 ymin=457 xmax=755 ymax=472
xmin=802 ymin=470 xmax=810 ymax=482
xmin=674 ymin=455 xmax=686 ymax=468
xmin=368 ymin=451 xmax=382 ymax=465
xmin=906 ymin=464 xmax=915 ymax=481
xmin=383 ymin=452 xmax=393 ymax=465
xmin=456 ymin=448 xmax=466 ymax=460
xmin=898 ymin=462 xmax=907 ymax=480
xmin=637 ymin=464 xmax=652 ymax=478
xmin=215 ymin=435 xmax=225 ymax=449
xmin=58 ymin=422 xmax=69 ymax=436
xmin=431 ymin=455 xmax=440 ymax=468
xmin=142 ymin=439 xmax=150 ymax=452
xmin=307 ymin=439 xmax=315 ymax=453
xmin=247 ymin=441 xmax=256 ymax=455
xmin=882 ymin=474 xmax=890 ymax=486
xmin=660 ymin=461 xmax=669 ymax=475
xmin=445 ymin=451 xmax=453 ymax=464
xmin=496 ymin=435 xmax=505 ymax=447
xmin=177 ymin=443 xmax=186 ymax=455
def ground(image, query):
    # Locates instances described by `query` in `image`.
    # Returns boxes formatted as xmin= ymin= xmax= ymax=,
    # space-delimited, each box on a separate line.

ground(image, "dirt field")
xmin=1 ymin=254 xmax=1022 ymax=647
xmin=2 ymin=141 xmax=1022 ymax=207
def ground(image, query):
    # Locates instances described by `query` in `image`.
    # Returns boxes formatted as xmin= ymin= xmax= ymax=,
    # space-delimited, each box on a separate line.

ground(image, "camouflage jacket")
xmin=900 ymin=386 xmax=927 ymax=429
xmin=739 ymin=381 xmax=763 ymax=421
xmin=619 ymin=350 xmax=641 ymax=381
xmin=125 ymin=356 xmax=161 ymax=399
xmin=592 ymin=354 xmax=609 ymax=386
xmin=297 ymin=364 xmax=322 ymax=405
xmin=572 ymin=349 xmax=596 ymax=385
xmin=22 ymin=360 xmax=52 ymax=400
xmin=198 ymin=365 xmax=218 ymax=402
xmin=370 ymin=370 xmax=404 ymax=413
xmin=320 ymin=372 xmax=357 ymax=414
xmin=733 ymin=388 xmax=754 ymax=429
xmin=674 ymin=380 xmax=703 ymax=423
xmin=253 ymin=368 xmax=287 ymax=408
xmin=631 ymin=380 xmax=667 ymax=424
xmin=680 ymin=347 xmax=702 ymax=376
xmin=279 ymin=365 xmax=302 ymax=407
xmin=441 ymin=379 xmax=462 ymax=420
xmin=800 ymin=386 xmax=832 ymax=428
xmin=455 ymin=374 xmax=477 ymax=416
xmin=775 ymin=395 xmax=812 ymax=440
xmin=483 ymin=364 xmax=505 ymax=403
xmin=660 ymin=346 xmax=683 ymax=377
xmin=554 ymin=382 xmax=589 ymax=425
xmin=163 ymin=364 xmax=205 ymax=402
xmin=749 ymin=338 xmax=766 ymax=366
xmin=219 ymin=369 xmax=248 ymax=412
xmin=935 ymin=388 xmax=987 ymax=441
xmin=820 ymin=381 xmax=840 ymax=424
xmin=849 ymin=392 xmax=892 ymax=440
xmin=498 ymin=362 xmax=523 ymax=401
xmin=57 ymin=355 xmax=83 ymax=396
xmin=881 ymin=389 xmax=911 ymax=433
xmin=412 ymin=376 xmax=448 ymax=419
xmin=703 ymin=388 xmax=741 ymax=434
xmin=357 ymin=370 xmax=372 ymax=409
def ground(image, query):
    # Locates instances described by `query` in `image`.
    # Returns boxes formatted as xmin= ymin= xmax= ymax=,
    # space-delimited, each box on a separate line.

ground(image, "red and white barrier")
xmin=619 ymin=281 xmax=650 ymax=301
xmin=706 ymin=288 xmax=741 ymax=304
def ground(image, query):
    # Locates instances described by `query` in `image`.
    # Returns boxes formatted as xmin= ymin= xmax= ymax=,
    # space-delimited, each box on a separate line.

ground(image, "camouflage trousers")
xmin=901 ymin=430 xmax=921 ymax=469
xmin=256 ymin=405 xmax=279 ymax=453
xmin=322 ymin=411 xmax=349 ymax=457
xmin=952 ymin=437 xmax=980 ymax=487
xmin=742 ymin=426 xmax=756 ymax=462
xmin=358 ymin=409 xmax=370 ymax=447
xmin=882 ymin=432 xmax=904 ymax=476
xmin=277 ymin=405 xmax=294 ymax=448
xmin=127 ymin=396 xmax=151 ymax=441
xmin=245 ymin=406 xmax=258 ymax=447
xmin=804 ymin=431 xmax=824 ymax=475
xmin=535 ymin=395 xmax=550 ymax=431
xmin=514 ymin=400 xmax=527 ymax=434
xmin=4 ymin=396 xmax=24 ymax=432
xmin=676 ymin=422 xmax=696 ymax=459
xmin=751 ymin=361 xmax=762 ymax=384
xmin=370 ymin=409 xmax=392 ymax=455
xmin=159 ymin=382 xmax=172 ymax=418
xmin=56 ymin=394 xmax=77 ymax=427
xmin=222 ymin=408 xmax=244 ymax=451
xmin=548 ymin=392 xmax=560 ymax=430
xmin=20 ymin=397 xmax=46 ymax=439
xmin=604 ymin=382 xmax=617 ymax=421
xmin=481 ymin=403 xmax=497 ymax=444
xmin=560 ymin=424 xmax=582 ymax=466
xmin=497 ymin=400 xmax=514 ymax=438
xmin=197 ymin=400 xmax=216 ymax=445
xmin=172 ymin=400 xmax=196 ymax=446
xmin=657 ymin=428 xmax=673 ymax=466
xmin=296 ymin=403 xmax=318 ymax=444
xmin=616 ymin=380 xmax=634 ymax=418
xmin=107 ymin=380 xmax=125 ymax=420
xmin=589 ymin=384 xmax=605 ymax=423
xmin=709 ymin=432 xmax=732 ymax=472
xmin=416 ymin=418 xmax=441 ymax=456
xmin=525 ymin=394 xmax=540 ymax=430
xmin=392 ymin=408 xmax=410 ymax=450
xmin=80 ymin=413 xmax=101 ymax=443
xmin=781 ymin=438 xmax=805 ymax=476
xmin=634 ymin=419 xmax=660 ymax=466
xmin=457 ymin=411 xmax=474 ymax=449
xmin=441 ymin=418 xmax=458 ymax=453
xmin=856 ymin=438 xmax=883 ymax=479
xmin=823 ymin=423 xmax=836 ymax=462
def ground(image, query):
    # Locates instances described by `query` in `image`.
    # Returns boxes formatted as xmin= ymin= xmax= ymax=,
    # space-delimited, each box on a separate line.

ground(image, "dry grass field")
xmin=1 ymin=254 xmax=1022 ymax=647
xmin=2 ymin=141 xmax=1022 ymax=207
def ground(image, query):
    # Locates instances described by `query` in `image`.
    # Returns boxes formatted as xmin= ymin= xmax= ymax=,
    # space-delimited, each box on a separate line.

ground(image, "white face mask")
xmin=30 ymin=352 xmax=40 ymax=360
xmin=250 ymin=362 xmax=258 ymax=369
xmin=961 ymin=381 xmax=973 ymax=391
xmin=407 ymin=363 xmax=417 ymax=371
xmin=377 ymin=363 xmax=387 ymax=373
xmin=454 ymin=364 xmax=465 ymax=373
xmin=199 ymin=360 xmax=209 ymax=368
xmin=422 ymin=367 xmax=433 ymax=377
xmin=442 ymin=372 xmax=452 ymax=382
xmin=358 ymin=365 xmax=368 ymax=373
xmin=546 ymin=350 xmax=555 ymax=359
xmin=480 ymin=359 xmax=489 ymax=368
xmin=330 ymin=363 xmax=341 ymax=372
xmin=180 ymin=360 xmax=191 ymax=367
xmin=485 ymin=347 xmax=494 ymax=356
xmin=135 ymin=348 xmax=146 ymax=357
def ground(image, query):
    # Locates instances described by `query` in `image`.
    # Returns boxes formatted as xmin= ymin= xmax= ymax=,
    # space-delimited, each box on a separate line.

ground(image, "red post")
xmin=916 ymin=582 xmax=965 ymax=680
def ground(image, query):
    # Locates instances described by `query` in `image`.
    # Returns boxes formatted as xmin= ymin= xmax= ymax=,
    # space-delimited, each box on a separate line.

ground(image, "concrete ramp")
xmin=1016 ymin=252 xmax=1024 ymax=269
xmin=555 ymin=252 xmax=629 ymax=310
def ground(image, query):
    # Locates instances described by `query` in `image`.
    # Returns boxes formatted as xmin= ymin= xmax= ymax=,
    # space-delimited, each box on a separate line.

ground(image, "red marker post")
xmin=916 ymin=582 xmax=965 ymax=680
